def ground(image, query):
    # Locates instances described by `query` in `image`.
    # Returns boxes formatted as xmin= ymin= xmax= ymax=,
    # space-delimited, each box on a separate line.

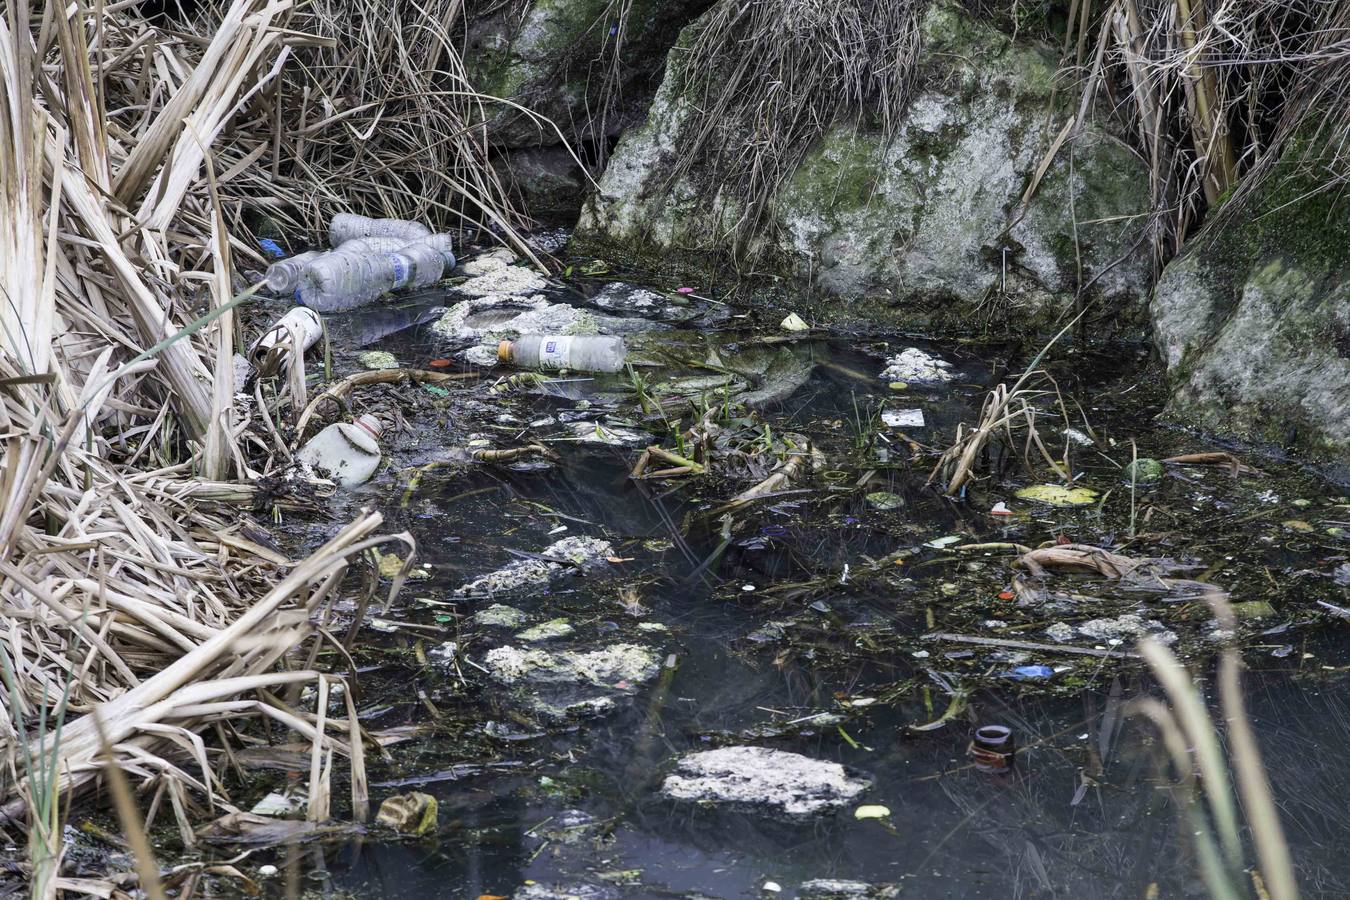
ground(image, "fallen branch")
xmin=294 ymin=368 xmax=476 ymax=439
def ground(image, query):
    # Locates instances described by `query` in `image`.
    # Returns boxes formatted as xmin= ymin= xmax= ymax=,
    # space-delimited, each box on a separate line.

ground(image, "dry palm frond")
xmin=1162 ymin=451 xmax=1261 ymax=477
xmin=1014 ymin=543 xmax=1146 ymax=579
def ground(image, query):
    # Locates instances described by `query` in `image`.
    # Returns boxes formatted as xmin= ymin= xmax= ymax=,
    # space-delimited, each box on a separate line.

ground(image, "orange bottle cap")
xmin=497 ymin=340 xmax=513 ymax=363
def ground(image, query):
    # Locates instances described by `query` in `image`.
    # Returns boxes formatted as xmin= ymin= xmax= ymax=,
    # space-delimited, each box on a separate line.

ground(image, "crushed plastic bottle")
xmin=295 ymin=414 xmax=383 ymax=487
xmin=263 ymin=250 xmax=324 ymax=294
xmin=497 ymin=335 xmax=626 ymax=373
xmin=329 ymin=213 xmax=431 ymax=247
xmin=251 ymin=306 xmax=322 ymax=363
xmin=297 ymin=250 xmax=412 ymax=312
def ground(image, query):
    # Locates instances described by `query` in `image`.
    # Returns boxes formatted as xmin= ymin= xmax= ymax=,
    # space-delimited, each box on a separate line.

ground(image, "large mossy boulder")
xmin=574 ymin=1 xmax=1153 ymax=332
xmin=1150 ymin=150 xmax=1350 ymax=469
xmin=464 ymin=0 xmax=709 ymax=149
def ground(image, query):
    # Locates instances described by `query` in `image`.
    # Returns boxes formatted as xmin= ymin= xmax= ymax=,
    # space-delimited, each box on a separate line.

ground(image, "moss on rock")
xmin=575 ymin=1 xmax=1152 ymax=336
xmin=1151 ymin=141 xmax=1350 ymax=466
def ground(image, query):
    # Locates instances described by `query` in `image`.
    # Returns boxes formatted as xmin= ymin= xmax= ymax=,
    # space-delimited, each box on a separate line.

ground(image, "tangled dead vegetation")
xmin=1049 ymin=0 xmax=1350 ymax=269
xmin=669 ymin=0 xmax=925 ymax=254
xmin=0 ymin=0 xmax=512 ymax=890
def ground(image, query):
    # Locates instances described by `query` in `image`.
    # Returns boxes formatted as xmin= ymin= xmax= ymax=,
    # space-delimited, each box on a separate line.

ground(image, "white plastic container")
xmin=251 ymin=306 xmax=323 ymax=362
xmin=295 ymin=414 xmax=383 ymax=487
xmin=264 ymin=250 xmax=324 ymax=294
xmin=498 ymin=335 xmax=627 ymax=373
xmin=329 ymin=213 xmax=431 ymax=247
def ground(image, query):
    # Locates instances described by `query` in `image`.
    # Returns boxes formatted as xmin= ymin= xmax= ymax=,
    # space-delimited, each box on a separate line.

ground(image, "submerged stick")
xmin=293 ymin=368 xmax=475 ymax=439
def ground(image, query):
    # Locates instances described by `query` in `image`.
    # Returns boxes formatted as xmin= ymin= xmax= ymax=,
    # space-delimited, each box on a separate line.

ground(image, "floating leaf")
xmin=1015 ymin=484 xmax=1099 ymax=507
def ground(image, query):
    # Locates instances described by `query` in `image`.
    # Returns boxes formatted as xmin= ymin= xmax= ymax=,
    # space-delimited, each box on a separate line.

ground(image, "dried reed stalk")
xmin=0 ymin=0 xmax=468 ymax=872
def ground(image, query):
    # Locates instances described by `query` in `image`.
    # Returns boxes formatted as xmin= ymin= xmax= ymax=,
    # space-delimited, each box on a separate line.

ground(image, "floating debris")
xmin=473 ymin=604 xmax=529 ymax=628
xmin=661 ymin=747 xmax=870 ymax=817
xmin=376 ymin=792 xmax=438 ymax=835
xmin=515 ymin=618 xmax=575 ymax=642
xmin=359 ymin=350 xmax=399 ymax=370
xmin=1123 ymin=458 xmax=1165 ymax=483
xmin=799 ymin=880 xmax=901 ymax=899
xmin=484 ymin=643 xmax=662 ymax=688
xmin=881 ymin=408 xmax=924 ymax=428
xmin=454 ymin=536 xmax=613 ymax=597
xmin=879 ymin=348 xmax=953 ymax=384
xmin=428 ymin=641 xmax=458 ymax=669
xmin=853 ymin=804 xmax=891 ymax=820
xmin=1047 ymin=614 xmax=1178 ymax=646
xmin=1015 ymin=484 xmax=1100 ymax=506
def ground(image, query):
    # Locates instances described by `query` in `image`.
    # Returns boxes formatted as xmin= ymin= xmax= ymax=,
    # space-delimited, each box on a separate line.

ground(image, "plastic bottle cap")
xmin=355 ymin=414 xmax=383 ymax=439
xmin=497 ymin=340 xmax=513 ymax=363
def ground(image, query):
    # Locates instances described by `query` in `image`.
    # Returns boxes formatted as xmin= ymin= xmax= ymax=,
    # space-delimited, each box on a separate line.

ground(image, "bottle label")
xmin=538 ymin=336 xmax=573 ymax=370
xmin=389 ymin=253 xmax=409 ymax=289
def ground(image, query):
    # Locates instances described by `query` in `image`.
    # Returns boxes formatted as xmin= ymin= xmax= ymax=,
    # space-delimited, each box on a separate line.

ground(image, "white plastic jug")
xmin=296 ymin=414 xmax=383 ymax=487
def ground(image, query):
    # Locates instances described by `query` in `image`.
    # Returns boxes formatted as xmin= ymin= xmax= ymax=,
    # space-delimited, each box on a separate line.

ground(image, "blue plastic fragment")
xmin=258 ymin=237 xmax=285 ymax=258
xmin=1008 ymin=665 xmax=1054 ymax=681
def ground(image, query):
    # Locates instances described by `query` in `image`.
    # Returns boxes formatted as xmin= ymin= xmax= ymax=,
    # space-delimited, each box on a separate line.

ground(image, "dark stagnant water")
xmin=210 ymin=268 xmax=1350 ymax=899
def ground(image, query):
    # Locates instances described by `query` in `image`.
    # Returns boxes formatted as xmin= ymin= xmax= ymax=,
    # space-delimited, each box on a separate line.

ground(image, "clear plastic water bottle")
xmin=329 ymin=213 xmax=431 ymax=247
xmin=333 ymin=235 xmax=408 ymax=254
xmin=416 ymin=234 xmax=457 ymax=269
xmin=264 ymin=250 xmax=325 ymax=294
xmin=296 ymin=414 xmax=383 ymax=487
xmin=394 ymin=242 xmax=446 ymax=289
xmin=498 ymin=335 xmax=627 ymax=373
xmin=297 ymin=251 xmax=412 ymax=312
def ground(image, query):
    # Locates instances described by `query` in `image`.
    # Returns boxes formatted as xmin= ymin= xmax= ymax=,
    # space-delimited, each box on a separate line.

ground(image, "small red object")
xmin=428 ymin=358 xmax=451 ymax=368
xmin=676 ymin=286 xmax=695 ymax=294
xmin=998 ymin=590 xmax=1015 ymax=601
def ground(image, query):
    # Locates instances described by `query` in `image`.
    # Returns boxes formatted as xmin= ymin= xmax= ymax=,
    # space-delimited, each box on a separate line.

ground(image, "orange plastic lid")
xmin=497 ymin=340 xmax=513 ymax=363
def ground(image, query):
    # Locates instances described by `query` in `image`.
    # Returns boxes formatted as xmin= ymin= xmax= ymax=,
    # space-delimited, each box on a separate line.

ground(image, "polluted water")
xmin=205 ymin=245 xmax=1350 ymax=900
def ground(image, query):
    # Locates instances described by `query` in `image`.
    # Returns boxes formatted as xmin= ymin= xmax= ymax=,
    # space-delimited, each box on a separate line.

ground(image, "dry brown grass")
xmin=1047 ymin=0 xmax=1350 ymax=267
xmin=668 ymin=0 xmax=925 ymax=255
xmin=0 ymin=0 xmax=516 ymax=890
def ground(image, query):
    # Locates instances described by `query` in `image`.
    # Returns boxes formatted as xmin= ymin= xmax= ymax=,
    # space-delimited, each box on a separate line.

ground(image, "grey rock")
xmin=463 ymin=0 xmax=705 ymax=150
xmin=494 ymin=145 xmax=586 ymax=222
xmin=1150 ymin=145 xmax=1350 ymax=466
xmin=576 ymin=1 xmax=1152 ymax=330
